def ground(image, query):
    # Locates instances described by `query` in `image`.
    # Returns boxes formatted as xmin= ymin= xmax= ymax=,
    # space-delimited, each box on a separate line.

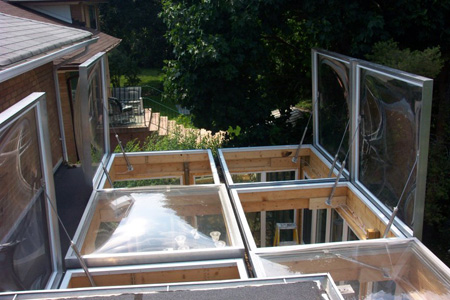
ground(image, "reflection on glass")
xmin=266 ymin=171 xmax=296 ymax=181
xmin=258 ymin=239 xmax=450 ymax=299
xmin=81 ymin=188 xmax=230 ymax=255
xmin=347 ymin=227 xmax=359 ymax=241
xmin=318 ymin=56 xmax=350 ymax=164
xmin=232 ymin=173 xmax=261 ymax=183
xmin=88 ymin=64 xmax=105 ymax=176
xmin=266 ymin=210 xmax=294 ymax=247
xmin=245 ymin=212 xmax=261 ymax=247
xmin=302 ymin=209 xmax=312 ymax=244
xmin=359 ymin=69 xmax=421 ymax=227
xmin=113 ymin=177 xmax=181 ymax=188
xmin=0 ymin=110 xmax=51 ymax=291
xmin=1 ymin=196 xmax=52 ymax=291
xmin=194 ymin=175 xmax=215 ymax=184
xmin=0 ymin=110 xmax=42 ymax=240
xmin=316 ymin=209 xmax=327 ymax=243
xmin=331 ymin=210 xmax=343 ymax=242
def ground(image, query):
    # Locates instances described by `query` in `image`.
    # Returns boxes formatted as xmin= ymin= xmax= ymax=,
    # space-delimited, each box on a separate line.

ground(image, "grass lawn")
xmin=138 ymin=68 xmax=164 ymax=90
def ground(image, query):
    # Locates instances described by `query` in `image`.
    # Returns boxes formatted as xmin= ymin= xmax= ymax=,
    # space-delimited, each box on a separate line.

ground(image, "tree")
xmin=160 ymin=0 xmax=316 ymax=145
xmin=100 ymin=0 xmax=170 ymax=68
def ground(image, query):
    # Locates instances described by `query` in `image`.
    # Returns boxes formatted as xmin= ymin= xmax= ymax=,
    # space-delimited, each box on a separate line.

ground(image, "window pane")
xmin=0 ymin=109 xmax=52 ymax=291
xmin=266 ymin=171 xmax=296 ymax=181
xmin=331 ymin=210 xmax=343 ymax=242
xmin=231 ymin=173 xmax=261 ymax=183
xmin=0 ymin=194 xmax=52 ymax=291
xmin=0 ymin=110 xmax=42 ymax=240
xmin=318 ymin=56 xmax=350 ymax=163
xmin=316 ymin=209 xmax=327 ymax=243
xmin=88 ymin=64 xmax=105 ymax=176
xmin=359 ymin=69 xmax=421 ymax=227
xmin=302 ymin=209 xmax=312 ymax=244
xmin=82 ymin=188 xmax=232 ymax=254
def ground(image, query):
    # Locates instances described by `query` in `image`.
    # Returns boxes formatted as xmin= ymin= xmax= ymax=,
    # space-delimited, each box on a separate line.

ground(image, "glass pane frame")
xmin=0 ymin=93 xmax=62 ymax=290
xmin=312 ymin=49 xmax=433 ymax=238
xmin=249 ymin=238 xmax=450 ymax=299
xmin=65 ymin=185 xmax=244 ymax=268
xmin=312 ymin=49 xmax=353 ymax=174
xmin=78 ymin=52 xmax=110 ymax=188
xmin=218 ymin=145 xmax=339 ymax=189
xmin=59 ymin=259 xmax=248 ymax=289
xmin=98 ymin=149 xmax=221 ymax=189
xmin=352 ymin=61 xmax=433 ymax=238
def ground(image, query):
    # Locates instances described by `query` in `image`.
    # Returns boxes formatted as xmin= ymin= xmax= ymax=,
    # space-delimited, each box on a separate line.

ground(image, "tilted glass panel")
xmin=81 ymin=187 xmax=231 ymax=255
xmin=0 ymin=110 xmax=52 ymax=291
xmin=87 ymin=62 xmax=105 ymax=177
xmin=317 ymin=55 xmax=350 ymax=164
xmin=359 ymin=69 xmax=421 ymax=227
xmin=256 ymin=239 xmax=450 ymax=299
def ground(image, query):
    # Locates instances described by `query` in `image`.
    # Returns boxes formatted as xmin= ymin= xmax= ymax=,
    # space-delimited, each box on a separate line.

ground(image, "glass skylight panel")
xmin=67 ymin=185 xmax=243 ymax=267
xmin=251 ymin=239 xmax=450 ymax=299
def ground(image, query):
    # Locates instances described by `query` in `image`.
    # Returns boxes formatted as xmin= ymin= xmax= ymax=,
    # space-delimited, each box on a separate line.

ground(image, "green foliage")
xmin=108 ymin=48 xmax=141 ymax=87
xmin=160 ymin=0 xmax=313 ymax=144
xmin=100 ymin=0 xmax=171 ymax=69
xmin=115 ymin=126 xmax=223 ymax=157
xmin=366 ymin=40 xmax=444 ymax=78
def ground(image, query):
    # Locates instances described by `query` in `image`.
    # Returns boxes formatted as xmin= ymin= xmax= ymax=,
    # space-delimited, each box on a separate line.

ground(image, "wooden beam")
xmin=222 ymin=148 xmax=310 ymax=160
xmin=242 ymin=198 xmax=309 ymax=213
xmin=113 ymin=153 xmax=209 ymax=165
xmin=68 ymin=266 xmax=240 ymax=288
xmin=238 ymin=187 xmax=348 ymax=203
xmin=309 ymin=196 xmax=347 ymax=209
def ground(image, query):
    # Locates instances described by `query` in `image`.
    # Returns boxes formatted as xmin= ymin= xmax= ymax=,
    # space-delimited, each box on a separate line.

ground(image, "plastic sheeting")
xmin=82 ymin=188 xmax=230 ymax=255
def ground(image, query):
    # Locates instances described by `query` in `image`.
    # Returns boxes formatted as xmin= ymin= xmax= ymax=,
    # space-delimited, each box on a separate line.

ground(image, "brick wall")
xmin=0 ymin=63 xmax=63 ymax=167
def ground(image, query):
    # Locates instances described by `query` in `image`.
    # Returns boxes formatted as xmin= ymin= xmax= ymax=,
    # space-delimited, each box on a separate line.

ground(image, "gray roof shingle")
xmin=0 ymin=12 xmax=92 ymax=67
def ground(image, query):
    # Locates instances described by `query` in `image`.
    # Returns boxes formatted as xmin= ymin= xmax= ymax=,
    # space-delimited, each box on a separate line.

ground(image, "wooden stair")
xmin=145 ymin=109 xmax=225 ymax=144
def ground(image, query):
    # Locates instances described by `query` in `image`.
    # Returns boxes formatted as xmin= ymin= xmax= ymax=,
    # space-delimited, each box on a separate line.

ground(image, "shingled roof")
xmin=0 ymin=0 xmax=120 ymax=69
xmin=0 ymin=12 xmax=92 ymax=67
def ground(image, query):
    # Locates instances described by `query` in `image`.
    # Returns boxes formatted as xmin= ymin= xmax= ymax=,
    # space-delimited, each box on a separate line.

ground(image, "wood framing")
xmin=67 ymin=265 xmax=241 ymax=288
xmin=106 ymin=152 xmax=216 ymax=187
xmin=236 ymin=185 xmax=396 ymax=241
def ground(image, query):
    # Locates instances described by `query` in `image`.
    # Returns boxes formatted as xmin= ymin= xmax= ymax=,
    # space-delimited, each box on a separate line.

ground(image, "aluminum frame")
xmin=78 ymin=52 xmax=110 ymax=188
xmin=248 ymin=237 xmax=450 ymax=293
xmin=218 ymin=144 xmax=340 ymax=189
xmin=352 ymin=61 xmax=433 ymax=239
xmin=98 ymin=149 xmax=221 ymax=189
xmin=312 ymin=49 xmax=433 ymax=239
xmin=0 ymin=93 xmax=63 ymax=290
xmin=65 ymin=184 xmax=245 ymax=268
xmin=229 ymin=181 xmax=405 ymax=252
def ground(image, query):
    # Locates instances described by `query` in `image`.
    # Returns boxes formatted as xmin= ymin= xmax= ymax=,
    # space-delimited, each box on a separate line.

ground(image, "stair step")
xmin=149 ymin=112 xmax=160 ymax=131
xmin=159 ymin=116 xmax=168 ymax=136
xmin=168 ymin=120 xmax=176 ymax=133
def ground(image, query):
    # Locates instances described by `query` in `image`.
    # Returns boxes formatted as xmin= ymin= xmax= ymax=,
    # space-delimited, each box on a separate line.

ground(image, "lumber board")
xmin=241 ymin=198 xmax=309 ymax=213
xmin=68 ymin=266 xmax=240 ymax=288
xmin=238 ymin=187 xmax=348 ymax=203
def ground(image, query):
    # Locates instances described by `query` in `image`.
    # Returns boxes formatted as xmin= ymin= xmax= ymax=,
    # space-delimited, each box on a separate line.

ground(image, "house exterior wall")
xmin=0 ymin=63 xmax=63 ymax=167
